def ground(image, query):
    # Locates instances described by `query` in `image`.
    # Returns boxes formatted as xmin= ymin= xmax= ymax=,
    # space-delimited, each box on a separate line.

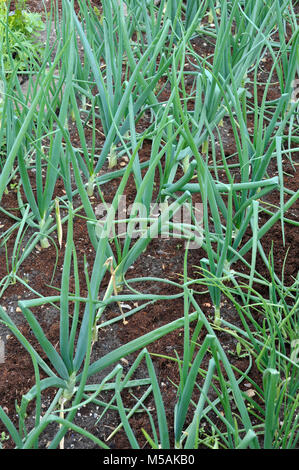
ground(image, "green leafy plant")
xmin=0 ymin=0 xmax=44 ymax=74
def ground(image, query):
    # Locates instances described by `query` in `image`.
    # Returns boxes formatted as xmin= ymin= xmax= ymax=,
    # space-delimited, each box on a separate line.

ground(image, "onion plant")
xmin=190 ymin=253 xmax=299 ymax=449
xmin=160 ymin=0 xmax=299 ymax=323
xmin=0 ymin=33 xmax=73 ymax=247
xmin=0 ymin=222 xmax=196 ymax=448
xmin=0 ymin=204 xmax=45 ymax=297
xmin=0 ymin=237 xmax=256 ymax=449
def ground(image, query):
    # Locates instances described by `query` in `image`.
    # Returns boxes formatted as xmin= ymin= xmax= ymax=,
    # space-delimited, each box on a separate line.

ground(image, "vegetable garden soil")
xmin=0 ymin=1 xmax=298 ymax=449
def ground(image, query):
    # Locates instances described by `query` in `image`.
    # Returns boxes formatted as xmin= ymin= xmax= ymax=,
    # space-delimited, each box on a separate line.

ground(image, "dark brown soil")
xmin=0 ymin=0 xmax=298 ymax=450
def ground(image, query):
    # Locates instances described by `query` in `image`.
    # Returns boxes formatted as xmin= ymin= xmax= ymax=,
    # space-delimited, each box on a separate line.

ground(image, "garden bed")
xmin=0 ymin=0 xmax=298 ymax=450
